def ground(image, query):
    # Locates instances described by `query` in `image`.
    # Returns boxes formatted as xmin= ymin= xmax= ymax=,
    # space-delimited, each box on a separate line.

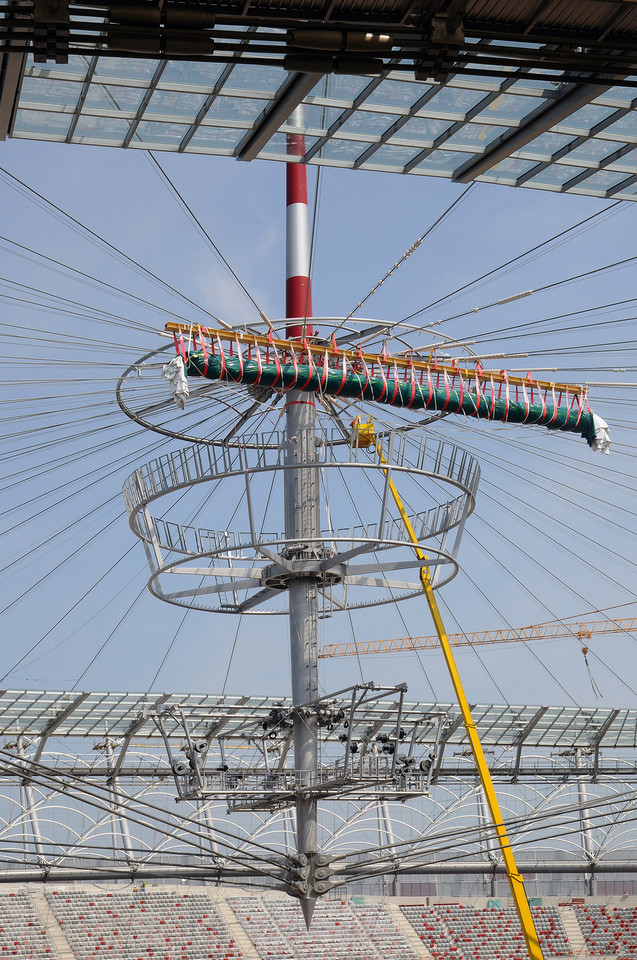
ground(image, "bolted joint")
xmin=286 ymin=852 xmax=338 ymax=898
xmin=286 ymin=853 xmax=311 ymax=897
xmin=313 ymin=852 xmax=337 ymax=892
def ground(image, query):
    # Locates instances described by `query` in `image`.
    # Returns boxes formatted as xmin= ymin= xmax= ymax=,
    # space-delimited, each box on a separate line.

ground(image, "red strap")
xmin=389 ymin=363 xmax=400 ymax=405
xmin=405 ymin=359 xmax=417 ymax=409
xmin=522 ymin=381 xmax=530 ymax=421
xmin=215 ymin=332 xmax=226 ymax=381
xmin=200 ymin=326 xmax=209 ymax=377
xmin=357 ymin=357 xmax=371 ymax=399
xmin=333 ymin=353 xmax=349 ymax=396
xmin=254 ymin=337 xmax=262 ymax=384
xmin=319 ymin=350 xmax=329 ymax=391
xmin=298 ymin=339 xmax=315 ymax=390
xmin=488 ymin=376 xmax=496 ymax=418
xmin=440 ymin=370 xmax=451 ymax=411
xmin=234 ymin=336 xmax=244 ymax=382
xmin=376 ymin=361 xmax=388 ymax=402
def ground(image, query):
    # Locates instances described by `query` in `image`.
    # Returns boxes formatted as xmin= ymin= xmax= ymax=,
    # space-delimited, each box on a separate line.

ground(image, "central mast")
xmin=284 ymin=123 xmax=319 ymax=923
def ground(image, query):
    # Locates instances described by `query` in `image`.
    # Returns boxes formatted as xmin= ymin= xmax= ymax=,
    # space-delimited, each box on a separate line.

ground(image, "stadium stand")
xmin=401 ymin=903 xmax=572 ymax=959
xmin=44 ymin=888 xmax=240 ymax=960
xmin=531 ymin=906 xmax=572 ymax=957
xmin=3 ymin=883 xmax=637 ymax=959
xmin=228 ymin=895 xmax=420 ymax=960
xmin=575 ymin=903 xmax=637 ymax=955
xmin=0 ymin=891 xmax=58 ymax=958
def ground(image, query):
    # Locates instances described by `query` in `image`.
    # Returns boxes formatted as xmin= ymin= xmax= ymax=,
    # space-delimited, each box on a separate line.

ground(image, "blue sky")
xmin=0 ymin=134 xmax=636 ymax=709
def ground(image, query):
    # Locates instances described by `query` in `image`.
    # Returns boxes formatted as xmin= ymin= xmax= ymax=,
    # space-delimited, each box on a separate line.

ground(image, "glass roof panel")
xmin=365 ymin=78 xmax=433 ymax=109
xmin=444 ymin=122 xmax=504 ymax=149
xmin=13 ymin=108 xmax=73 ymax=140
xmin=360 ymin=144 xmax=423 ymax=170
xmin=206 ymin=96 xmax=267 ymax=123
xmin=562 ymin=139 xmax=625 ymax=165
xmin=258 ymin=132 xmax=319 ymax=159
xmin=515 ymin=131 xmax=578 ymax=162
xmin=133 ymin=120 xmax=191 ymax=146
xmin=222 ymin=64 xmax=286 ymax=95
xmin=527 ymin=163 xmax=582 ymax=188
xmin=83 ymin=83 xmax=147 ymax=113
xmin=94 ymin=57 xmax=160 ymax=82
xmin=411 ymin=149 xmax=470 ymax=174
xmin=186 ymin=125 xmax=249 ymax=153
xmin=576 ymin=169 xmax=633 ymax=193
xmin=323 ymin=74 xmax=373 ymax=103
xmin=20 ymin=76 xmax=83 ymax=108
xmin=507 ymin=78 xmax=562 ymax=96
xmin=26 ymin=55 xmax=91 ymax=79
xmin=596 ymin=85 xmax=637 ymax=108
xmin=557 ymin=102 xmax=620 ymax=135
xmin=474 ymin=93 xmax=547 ymax=123
xmin=315 ymin=138 xmax=370 ymax=163
xmin=420 ymin=85 xmax=488 ymax=118
xmin=160 ymin=60 xmax=226 ymax=88
xmin=337 ymin=110 xmax=395 ymax=138
xmin=72 ymin=115 xmax=132 ymax=144
xmin=601 ymin=111 xmax=637 ymax=141
xmin=614 ymin=179 xmax=637 ymax=198
xmin=144 ymin=89 xmax=209 ymax=120
xmin=606 ymin=149 xmax=637 ymax=174
xmin=391 ymin=115 xmax=455 ymax=145
xmin=479 ymin=157 xmax=542 ymax=183
xmin=288 ymin=103 xmax=342 ymax=133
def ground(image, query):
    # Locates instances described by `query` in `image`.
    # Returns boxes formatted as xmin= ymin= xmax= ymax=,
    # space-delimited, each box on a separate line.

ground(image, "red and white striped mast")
xmin=284 ymin=114 xmax=319 ymax=925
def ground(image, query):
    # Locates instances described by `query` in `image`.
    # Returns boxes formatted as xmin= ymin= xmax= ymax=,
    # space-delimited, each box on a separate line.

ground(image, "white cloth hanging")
xmin=591 ymin=413 xmax=610 ymax=455
xmin=162 ymin=355 xmax=189 ymax=410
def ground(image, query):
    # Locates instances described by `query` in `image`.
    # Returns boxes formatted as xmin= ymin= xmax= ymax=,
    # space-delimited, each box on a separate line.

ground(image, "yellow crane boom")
xmin=318 ymin=616 xmax=637 ymax=659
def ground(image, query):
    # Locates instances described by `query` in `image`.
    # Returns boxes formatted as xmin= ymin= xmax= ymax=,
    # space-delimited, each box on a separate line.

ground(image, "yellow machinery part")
xmin=377 ymin=441 xmax=544 ymax=960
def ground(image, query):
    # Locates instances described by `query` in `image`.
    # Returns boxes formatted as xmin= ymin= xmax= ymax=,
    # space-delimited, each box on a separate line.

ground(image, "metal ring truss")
xmin=122 ymin=427 xmax=480 ymax=614
xmin=115 ymin=317 xmax=479 ymax=448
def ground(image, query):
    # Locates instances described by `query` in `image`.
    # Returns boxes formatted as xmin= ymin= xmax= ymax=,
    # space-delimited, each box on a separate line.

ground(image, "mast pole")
xmin=285 ymin=118 xmax=319 ymax=925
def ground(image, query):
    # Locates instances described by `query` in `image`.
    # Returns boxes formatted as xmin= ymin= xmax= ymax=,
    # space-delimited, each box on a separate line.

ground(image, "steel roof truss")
xmin=453 ymin=81 xmax=615 ymax=183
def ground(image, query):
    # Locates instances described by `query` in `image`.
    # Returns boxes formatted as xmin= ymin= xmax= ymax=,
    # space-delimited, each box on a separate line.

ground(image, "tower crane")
xmin=318 ymin=616 xmax=637 ymax=659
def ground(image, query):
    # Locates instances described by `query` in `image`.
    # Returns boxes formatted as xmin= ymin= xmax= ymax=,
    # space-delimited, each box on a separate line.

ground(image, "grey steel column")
xmin=105 ymin=738 xmax=135 ymax=863
xmin=17 ymin=737 xmax=46 ymax=864
xmin=285 ymin=114 xmax=319 ymax=926
xmin=575 ymin=749 xmax=597 ymax=896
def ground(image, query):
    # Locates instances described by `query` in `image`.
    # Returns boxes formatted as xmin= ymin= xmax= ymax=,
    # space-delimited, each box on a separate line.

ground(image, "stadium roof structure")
xmin=0 ymin=687 xmax=635 ymax=755
xmin=2 ymin=689 xmax=637 ymax=886
xmin=1 ymin=0 xmax=637 ymax=198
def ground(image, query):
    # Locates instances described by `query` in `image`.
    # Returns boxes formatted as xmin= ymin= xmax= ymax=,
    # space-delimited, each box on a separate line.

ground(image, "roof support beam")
xmin=0 ymin=44 xmax=26 ymax=139
xmin=110 ymin=693 xmax=172 ymax=780
xmin=512 ymin=706 xmax=548 ymax=782
xmin=592 ymin=708 xmax=620 ymax=779
xmin=32 ymin=692 xmax=90 ymax=763
xmin=236 ymin=72 xmax=320 ymax=162
xmin=453 ymin=81 xmax=614 ymax=183
xmin=432 ymin=710 xmax=465 ymax=781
